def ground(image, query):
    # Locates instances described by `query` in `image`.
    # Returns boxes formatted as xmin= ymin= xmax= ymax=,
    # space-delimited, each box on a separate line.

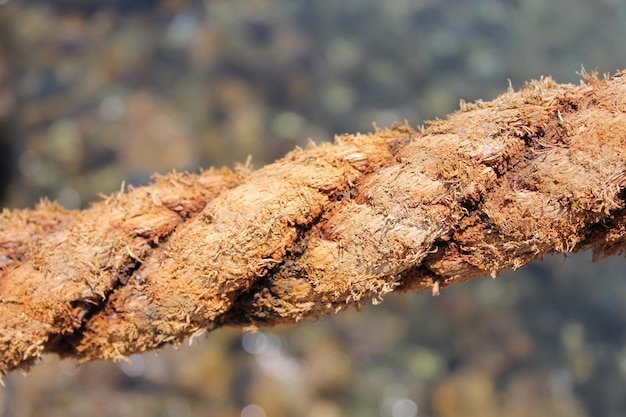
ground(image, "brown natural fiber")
xmin=2 ymin=70 xmax=626 ymax=377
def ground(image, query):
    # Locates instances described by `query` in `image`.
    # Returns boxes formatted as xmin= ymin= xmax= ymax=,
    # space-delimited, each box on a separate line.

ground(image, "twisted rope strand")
xmin=2 ymin=71 xmax=626 ymax=376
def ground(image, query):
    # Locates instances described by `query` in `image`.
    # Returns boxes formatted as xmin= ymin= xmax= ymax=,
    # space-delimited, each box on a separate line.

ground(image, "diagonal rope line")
xmin=2 ymin=71 xmax=626 ymax=377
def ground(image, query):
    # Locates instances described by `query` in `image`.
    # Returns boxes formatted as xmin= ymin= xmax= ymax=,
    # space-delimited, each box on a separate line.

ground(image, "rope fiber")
xmin=2 ymin=71 xmax=626 ymax=377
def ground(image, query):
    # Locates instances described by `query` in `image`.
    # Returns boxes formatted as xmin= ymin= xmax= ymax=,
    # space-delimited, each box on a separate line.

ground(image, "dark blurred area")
xmin=0 ymin=6 xmax=16 ymax=204
xmin=2 ymin=1 xmax=626 ymax=416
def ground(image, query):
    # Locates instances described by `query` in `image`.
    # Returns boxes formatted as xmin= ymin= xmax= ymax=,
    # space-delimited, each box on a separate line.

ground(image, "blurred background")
xmin=2 ymin=0 xmax=626 ymax=416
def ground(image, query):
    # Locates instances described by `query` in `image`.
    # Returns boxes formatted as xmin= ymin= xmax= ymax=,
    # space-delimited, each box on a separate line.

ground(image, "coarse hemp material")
xmin=2 ymin=70 xmax=626 ymax=377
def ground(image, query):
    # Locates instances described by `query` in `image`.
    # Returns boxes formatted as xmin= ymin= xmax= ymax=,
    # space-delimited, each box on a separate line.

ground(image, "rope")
xmin=2 ymin=70 xmax=626 ymax=376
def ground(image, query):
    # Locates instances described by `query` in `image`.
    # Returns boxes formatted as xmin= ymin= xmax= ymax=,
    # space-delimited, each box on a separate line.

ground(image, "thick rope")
xmin=2 ymin=71 xmax=626 ymax=376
